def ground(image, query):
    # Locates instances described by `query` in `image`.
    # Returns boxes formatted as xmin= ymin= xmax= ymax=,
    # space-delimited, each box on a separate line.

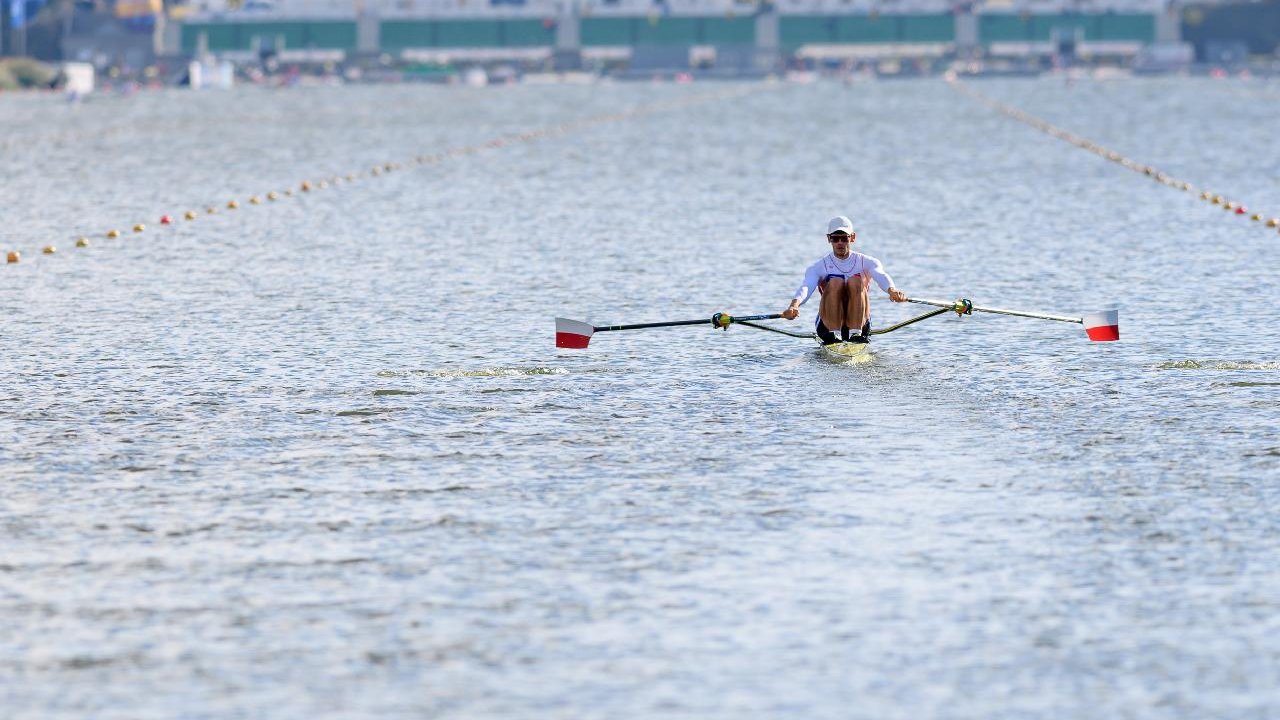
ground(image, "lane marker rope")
xmin=4 ymin=84 xmax=774 ymax=267
xmin=947 ymin=76 xmax=1279 ymax=237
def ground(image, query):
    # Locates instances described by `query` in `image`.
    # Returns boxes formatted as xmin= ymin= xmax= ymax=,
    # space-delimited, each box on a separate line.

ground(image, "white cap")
xmin=827 ymin=216 xmax=854 ymax=234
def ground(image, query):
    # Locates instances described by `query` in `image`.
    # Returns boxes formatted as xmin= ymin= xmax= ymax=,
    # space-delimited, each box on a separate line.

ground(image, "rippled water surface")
xmin=3 ymin=77 xmax=1280 ymax=718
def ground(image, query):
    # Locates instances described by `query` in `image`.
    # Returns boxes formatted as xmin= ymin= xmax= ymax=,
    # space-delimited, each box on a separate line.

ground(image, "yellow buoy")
xmin=76 ymin=237 xmax=89 ymax=247
xmin=185 ymin=210 xmax=197 ymax=220
xmin=1251 ymin=214 xmax=1263 ymax=221
xmin=1267 ymin=219 xmax=1280 ymax=228
xmin=206 ymin=207 xmax=217 ymax=214
xmin=267 ymin=191 xmax=279 ymax=201
xmin=346 ymin=174 xmax=355 ymax=181
xmin=284 ymin=189 xmax=294 ymax=197
xmin=1212 ymin=196 xmax=1224 ymax=205
xmin=318 ymin=181 xmax=329 ymax=189
xmin=43 ymin=245 xmax=56 ymax=254
xmin=1200 ymin=191 xmax=1211 ymax=200
xmin=227 ymin=200 xmax=239 ymax=209
xmin=1224 ymin=202 xmax=1237 ymax=211
xmin=133 ymin=223 xmax=145 ymax=232
xmin=6 ymin=251 xmax=19 ymax=264
xmin=250 ymin=196 xmax=261 ymax=205
xmin=107 ymin=229 xmax=121 ymax=238
xmin=301 ymin=181 xmax=312 ymax=192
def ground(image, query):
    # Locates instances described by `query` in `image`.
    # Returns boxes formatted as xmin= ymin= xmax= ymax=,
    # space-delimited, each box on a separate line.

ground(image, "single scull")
xmin=555 ymin=299 xmax=1119 ymax=355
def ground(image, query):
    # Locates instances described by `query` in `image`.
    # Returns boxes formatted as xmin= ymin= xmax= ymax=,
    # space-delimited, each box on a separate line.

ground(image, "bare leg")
xmin=820 ymin=277 xmax=847 ymax=334
xmin=844 ymin=277 xmax=868 ymax=337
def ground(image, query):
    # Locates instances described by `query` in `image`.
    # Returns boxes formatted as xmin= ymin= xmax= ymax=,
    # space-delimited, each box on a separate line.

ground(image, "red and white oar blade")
xmin=1082 ymin=309 xmax=1119 ymax=342
xmin=555 ymin=318 xmax=596 ymax=349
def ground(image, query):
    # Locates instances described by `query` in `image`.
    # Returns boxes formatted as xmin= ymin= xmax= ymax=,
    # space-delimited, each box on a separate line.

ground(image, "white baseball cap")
xmin=826 ymin=216 xmax=854 ymax=234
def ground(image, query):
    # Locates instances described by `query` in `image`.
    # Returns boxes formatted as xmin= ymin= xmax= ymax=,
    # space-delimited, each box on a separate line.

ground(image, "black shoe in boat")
xmin=816 ymin=322 xmax=841 ymax=345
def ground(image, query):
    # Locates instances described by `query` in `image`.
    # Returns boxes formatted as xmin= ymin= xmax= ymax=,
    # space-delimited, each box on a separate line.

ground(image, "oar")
xmin=908 ymin=297 xmax=1119 ymax=341
xmin=556 ymin=312 xmax=782 ymax=348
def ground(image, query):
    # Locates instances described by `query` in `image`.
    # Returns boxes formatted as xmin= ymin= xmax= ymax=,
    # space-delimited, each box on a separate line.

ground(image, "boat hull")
xmin=818 ymin=340 xmax=872 ymax=362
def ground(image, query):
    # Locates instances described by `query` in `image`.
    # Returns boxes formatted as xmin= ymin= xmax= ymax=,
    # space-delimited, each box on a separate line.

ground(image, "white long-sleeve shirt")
xmin=792 ymin=251 xmax=895 ymax=305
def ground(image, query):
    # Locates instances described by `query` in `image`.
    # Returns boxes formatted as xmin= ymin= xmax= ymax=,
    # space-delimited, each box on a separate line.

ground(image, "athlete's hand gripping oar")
xmin=907 ymin=297 xmax=1120 ymax=341
xmin=555 ymin=312 xmax=782 ymax=348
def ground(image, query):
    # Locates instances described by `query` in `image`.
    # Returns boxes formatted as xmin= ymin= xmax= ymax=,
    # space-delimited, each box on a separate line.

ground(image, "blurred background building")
xmin=0 ymin=0 xmax=1276 ymax=78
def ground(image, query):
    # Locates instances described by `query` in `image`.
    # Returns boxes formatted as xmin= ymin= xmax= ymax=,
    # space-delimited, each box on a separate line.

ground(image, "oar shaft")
xmin=737 ymin=320 xmax=815 ymax=339
xmin=595 ymin=318 xmax=712 ymax=332
xmin=908 ymin=297 xmax=1081 ymax=324
xmin=594 ymin=313 xmax=782 ymax=333
xmin=869 ymin=306 xmax=952 ymax=335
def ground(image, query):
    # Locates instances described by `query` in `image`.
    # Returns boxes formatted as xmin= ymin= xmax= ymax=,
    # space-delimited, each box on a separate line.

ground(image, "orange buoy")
xmin=227 ymin=200 xmax=239 ymax=209
xmin=6 ymin=251 xmax=19 ymax=263
xmin=301 ymin=181 xmax=312 ymax=192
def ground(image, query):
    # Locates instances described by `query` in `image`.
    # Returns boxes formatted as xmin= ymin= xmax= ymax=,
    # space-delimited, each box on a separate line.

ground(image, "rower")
xmin=780 ymin=216 xmax=908 ymax=344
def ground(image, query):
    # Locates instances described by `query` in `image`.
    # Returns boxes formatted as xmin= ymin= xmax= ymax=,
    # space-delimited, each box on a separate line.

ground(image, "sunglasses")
xmin=827 ymin=234 xmax=853 ymax=242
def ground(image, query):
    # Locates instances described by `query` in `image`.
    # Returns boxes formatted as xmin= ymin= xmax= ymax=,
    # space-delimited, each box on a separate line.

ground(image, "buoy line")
xmin=946 ymin=76 xmax=1280 ymax=237
xmin=4 ymin=84 xmax=772 ymax=268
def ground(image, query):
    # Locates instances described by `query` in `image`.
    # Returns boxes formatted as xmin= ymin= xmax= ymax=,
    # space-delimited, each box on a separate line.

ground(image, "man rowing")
xmin=780 ymin=216 xmax=908 ymax=344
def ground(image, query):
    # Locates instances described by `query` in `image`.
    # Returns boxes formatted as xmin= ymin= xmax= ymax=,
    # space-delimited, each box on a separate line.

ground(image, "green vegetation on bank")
xmin=0 ymin=58 xmax=58 ymax=90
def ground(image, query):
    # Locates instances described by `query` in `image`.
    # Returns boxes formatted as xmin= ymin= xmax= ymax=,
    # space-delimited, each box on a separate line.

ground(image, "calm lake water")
xmin=2 ymin=76 xmax=1279 ymax=719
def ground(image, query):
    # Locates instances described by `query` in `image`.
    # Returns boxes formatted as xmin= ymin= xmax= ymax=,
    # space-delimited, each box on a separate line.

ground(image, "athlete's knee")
xmin=823 ymin=274 xmax=847 ymax=293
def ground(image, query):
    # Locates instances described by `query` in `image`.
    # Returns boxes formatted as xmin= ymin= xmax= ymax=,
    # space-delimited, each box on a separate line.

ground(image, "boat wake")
xmin=376 ymin=367 xmax=569 ymax=379
xmin=1155 ymin=360 xmax=1280 ymax=371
